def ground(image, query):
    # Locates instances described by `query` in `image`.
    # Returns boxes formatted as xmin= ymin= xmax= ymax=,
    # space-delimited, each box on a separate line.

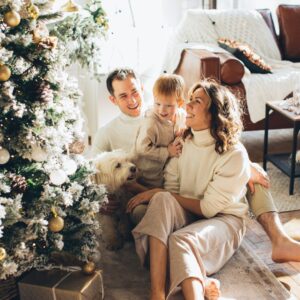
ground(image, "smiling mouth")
xmin=128 ymin=104 xmax=139 ymax=110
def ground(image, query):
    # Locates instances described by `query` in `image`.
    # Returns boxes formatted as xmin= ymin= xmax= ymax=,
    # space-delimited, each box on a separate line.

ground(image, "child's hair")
xmin=153 ymin=74 xmax=185 ymax=107
xmin=106 ymin=68 xmax=138 ymax=96
xmin=184 ymin=79 xmax=243 ymax=154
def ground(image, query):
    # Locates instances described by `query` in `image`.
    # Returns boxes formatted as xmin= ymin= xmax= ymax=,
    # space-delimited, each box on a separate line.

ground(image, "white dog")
xmin=93 ymin=150 xmax=137 ymax=250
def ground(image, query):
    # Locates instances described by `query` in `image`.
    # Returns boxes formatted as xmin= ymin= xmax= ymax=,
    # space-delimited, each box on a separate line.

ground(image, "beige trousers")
xmin=132 ymin=192 xmax=245 ymax=300
xmin=130 ymin=184 xmax=278 ymax=226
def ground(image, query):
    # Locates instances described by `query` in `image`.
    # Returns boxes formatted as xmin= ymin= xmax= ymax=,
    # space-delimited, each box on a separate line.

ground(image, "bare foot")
xmin=204 ymin=278 xmax=220 ymax=300
xmin=272 ymin=236 xmax=300 ymax=263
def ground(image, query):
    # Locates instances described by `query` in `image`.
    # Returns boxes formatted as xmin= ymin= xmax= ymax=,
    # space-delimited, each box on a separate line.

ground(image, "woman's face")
xmin=186 ymin=87 xmax=211 ymax=130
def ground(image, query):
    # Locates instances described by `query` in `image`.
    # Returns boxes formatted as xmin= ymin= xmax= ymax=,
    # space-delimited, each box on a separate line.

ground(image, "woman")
xmin=127 ymin=80 xmax=251 ymax=300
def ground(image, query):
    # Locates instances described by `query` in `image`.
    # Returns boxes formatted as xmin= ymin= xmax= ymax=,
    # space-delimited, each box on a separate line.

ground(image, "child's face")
xmin=153 ymin=94 xmax=178 ymax=122
xmin=110 ymin=76 xmax=143 ymax=117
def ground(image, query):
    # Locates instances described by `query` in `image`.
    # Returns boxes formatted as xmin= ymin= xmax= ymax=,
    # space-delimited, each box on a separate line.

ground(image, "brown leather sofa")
xmin=175 ymin=5 xmax=300 ymax=131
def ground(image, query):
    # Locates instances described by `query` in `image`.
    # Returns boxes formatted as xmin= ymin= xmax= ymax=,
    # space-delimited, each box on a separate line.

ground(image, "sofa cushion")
xmin=218 ymin=52 xmax=245 ymax=85
xmin=277 ymin=5 xmax=300 ymax=62
xmin=218 ymin=38 xmax=272 ymax=74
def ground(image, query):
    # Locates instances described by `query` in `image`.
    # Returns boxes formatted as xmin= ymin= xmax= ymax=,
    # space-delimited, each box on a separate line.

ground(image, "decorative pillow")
xmin=218 ymin=38 xmax=272 ymax=74
xmin=218 ymin=52 xmax=245 ymax=85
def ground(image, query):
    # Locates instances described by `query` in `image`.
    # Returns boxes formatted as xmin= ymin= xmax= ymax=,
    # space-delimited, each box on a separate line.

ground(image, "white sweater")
xmin=164 ymin=129 xmax=250 ymax=218
xmin=91 ymin=113 xmax=143 ymax=155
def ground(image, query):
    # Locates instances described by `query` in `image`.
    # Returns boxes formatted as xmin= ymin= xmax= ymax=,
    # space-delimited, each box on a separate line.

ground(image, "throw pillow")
xmin=218 ymin=38 xmax=272 ymax=74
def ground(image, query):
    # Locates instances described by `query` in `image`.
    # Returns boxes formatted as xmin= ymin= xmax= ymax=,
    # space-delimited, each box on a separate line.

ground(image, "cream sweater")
xmin=134 ymin=108 xmax=186 ymax=188
xmin=164 ymin=129 xmax=250 ymax=218
xmin=91 ymin=113 xmax=143 ymax=155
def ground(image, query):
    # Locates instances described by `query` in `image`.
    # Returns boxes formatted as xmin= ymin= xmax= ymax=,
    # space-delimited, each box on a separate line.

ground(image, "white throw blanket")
xmin=162 ymin=9 xmax=300 ymax=123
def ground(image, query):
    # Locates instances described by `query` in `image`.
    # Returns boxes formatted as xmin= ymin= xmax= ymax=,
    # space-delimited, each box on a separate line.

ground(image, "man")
xmin=92 ymin=67 xmax=300 ymax=262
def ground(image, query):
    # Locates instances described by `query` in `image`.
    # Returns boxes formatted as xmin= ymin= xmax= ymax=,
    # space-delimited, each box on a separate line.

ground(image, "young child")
xmin=133 ymin=74 xmax=186 ymax=188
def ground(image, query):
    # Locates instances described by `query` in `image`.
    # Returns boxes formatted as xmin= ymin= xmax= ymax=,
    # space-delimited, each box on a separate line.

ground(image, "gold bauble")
xmin=4 ymin=10 xmax=21 ymax=27
xmin=82 ymin=261 xmax=96 ymax=275
xmin=27 ymin=4 xmax=40 ymax=20
xmin=0 ymin=65 xmax=11 ymax=82
xmin=48 ymin=216 xmax=64 ymax=232
xmin=0 ymin=247 xmax=7 ymax=261
xmin=61 ymin=0 xmax=80 ymax=12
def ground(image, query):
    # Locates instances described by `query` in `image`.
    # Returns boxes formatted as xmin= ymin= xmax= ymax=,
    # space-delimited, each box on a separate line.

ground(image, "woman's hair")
xmin=153 ymin=74 xmax=185 ymax=107
xmin=184 ymin=79 xmax=244 ymax=154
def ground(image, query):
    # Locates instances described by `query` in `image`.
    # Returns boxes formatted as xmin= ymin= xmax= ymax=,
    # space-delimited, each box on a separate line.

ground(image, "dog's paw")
xmin=105 ymin=237 xmax=124 ymax=251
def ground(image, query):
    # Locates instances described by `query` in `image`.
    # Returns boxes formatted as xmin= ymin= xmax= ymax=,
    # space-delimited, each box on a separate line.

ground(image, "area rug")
xmin=267 ymin=163 xmax=300 ymax=212
xmin=99 ymin=239 xmax=290 ymax=300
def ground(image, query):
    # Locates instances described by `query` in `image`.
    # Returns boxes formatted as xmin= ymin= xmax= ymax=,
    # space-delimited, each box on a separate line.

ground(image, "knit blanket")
xmin=162 ymin=9 xmax=300 ymax=123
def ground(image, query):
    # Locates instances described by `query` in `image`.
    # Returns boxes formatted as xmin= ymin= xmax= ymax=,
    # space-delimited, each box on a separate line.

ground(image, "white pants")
xmin=132 ymin=191 xmax=246 ymax=299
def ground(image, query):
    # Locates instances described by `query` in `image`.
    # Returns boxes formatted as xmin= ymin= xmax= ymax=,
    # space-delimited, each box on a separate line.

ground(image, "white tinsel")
xmin=54 ymin=234 xmax=64 ymax=250
xmin=15 ymin=242 xmax=33 ymax=260
xmin=1 ymin=262 xmax=18 ymax=280
xmin=0 ymin=204 xmax=6 ymax=221
xmin=0 ymin=47 xmax=13 ymax=63
xmin=62 ymin=191 xmax=73 ymax=207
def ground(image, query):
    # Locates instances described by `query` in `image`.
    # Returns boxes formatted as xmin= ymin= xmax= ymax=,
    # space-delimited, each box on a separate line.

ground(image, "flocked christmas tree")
xmin=0 ymin=0 xmax=108 ymax=279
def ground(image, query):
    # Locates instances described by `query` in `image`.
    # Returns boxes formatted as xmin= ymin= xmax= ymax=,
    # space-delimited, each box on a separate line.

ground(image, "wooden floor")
xmin=245 ymin=210 xmax=300 ymax=299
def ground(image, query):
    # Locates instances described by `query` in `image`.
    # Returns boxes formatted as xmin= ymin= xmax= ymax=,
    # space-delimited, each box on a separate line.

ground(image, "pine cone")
xmin=69 ymin=140 xmax=85 ymax=154
xmin=9 ymin=174 xmax=27 ymax=193
xmin=37 ymin=81 xmax=54 ymax=103
xmin=38 ymin=36 xmax=58 ymax=50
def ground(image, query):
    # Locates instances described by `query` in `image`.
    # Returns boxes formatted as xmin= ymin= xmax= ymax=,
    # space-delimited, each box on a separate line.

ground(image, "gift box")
xmin=18 ymin=269 xmax=103 ymax=300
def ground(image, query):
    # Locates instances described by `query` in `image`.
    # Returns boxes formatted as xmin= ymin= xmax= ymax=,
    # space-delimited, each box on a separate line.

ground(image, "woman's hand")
xmin=248 ymin=163 xmax=270 ymax=194
xmin=126 ymin=188 xmax=163 ymax=213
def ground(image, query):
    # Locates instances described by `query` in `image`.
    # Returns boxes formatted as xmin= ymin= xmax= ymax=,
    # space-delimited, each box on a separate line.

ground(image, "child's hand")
xmin=168 ymin=139 xmax=182 ymax=157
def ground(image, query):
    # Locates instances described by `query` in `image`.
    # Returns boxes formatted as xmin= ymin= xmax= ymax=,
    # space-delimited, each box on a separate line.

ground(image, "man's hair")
xmin=106 ymin=68 xmax=138 ymax=96
xmin=153 ymin=74 xmax=185 ymax=106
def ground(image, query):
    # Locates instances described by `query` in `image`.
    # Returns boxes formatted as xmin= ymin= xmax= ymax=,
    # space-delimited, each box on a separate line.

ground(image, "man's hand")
xmin=100 ymin=194 xmax=121 ymax=215
xmin=126 ymin=188 xmax=163 ymax=213
xmin=248 ymin=163 xmax=270 ymax=194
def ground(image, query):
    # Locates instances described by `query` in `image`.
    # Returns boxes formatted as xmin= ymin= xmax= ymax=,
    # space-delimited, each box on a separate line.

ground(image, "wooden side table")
xmin=263 ymin=101 xmax=300 ymax=195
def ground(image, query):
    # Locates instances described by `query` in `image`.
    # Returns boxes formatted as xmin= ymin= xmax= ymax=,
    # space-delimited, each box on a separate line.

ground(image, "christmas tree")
xmin=0 ymin=0 xmax=108 ymax=279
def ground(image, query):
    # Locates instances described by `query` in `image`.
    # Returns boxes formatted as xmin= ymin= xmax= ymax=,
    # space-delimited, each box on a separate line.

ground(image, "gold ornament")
xmin=4 ymin=10 xmax=21 ymax=27
xmin=27 ymin=3 xmax=40 ymax=20
xmin=82 ymin=261 xmax=96 ymax=275
xmin=48 ymin=216 xmax=64 ymax=232
xmin=0 ymin=247 xmax=7 ymax=261
xmin=0 ymin=65 xmax=11 ymax=82
xmin=61 ymin=0 xmax=80 ymax=12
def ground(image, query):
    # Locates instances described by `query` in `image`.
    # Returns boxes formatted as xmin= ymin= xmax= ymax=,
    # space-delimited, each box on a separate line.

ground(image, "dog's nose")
xmin=130 ymin=166 xmax=136 ymax=173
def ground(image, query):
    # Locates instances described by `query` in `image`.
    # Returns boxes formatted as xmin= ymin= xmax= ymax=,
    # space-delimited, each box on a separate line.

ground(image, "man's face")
xmin=109 ymin=76 xmax=143 ymax=117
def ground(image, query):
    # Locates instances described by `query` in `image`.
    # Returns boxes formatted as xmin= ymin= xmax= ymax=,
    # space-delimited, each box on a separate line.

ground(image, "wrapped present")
xmin=0 ymin=277 xmax=18 ymax=300
xmin=18 ymin=268 xmax=103 ymax=300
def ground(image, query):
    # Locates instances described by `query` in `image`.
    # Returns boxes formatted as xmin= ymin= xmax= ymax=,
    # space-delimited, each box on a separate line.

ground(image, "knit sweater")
xmin=91 ymin=113 xmax=143 ymax=155
xmin=134 ymin=108 xmax=186 ymax=188
xmin=164 ymin=129 xmax=250 ymax=218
